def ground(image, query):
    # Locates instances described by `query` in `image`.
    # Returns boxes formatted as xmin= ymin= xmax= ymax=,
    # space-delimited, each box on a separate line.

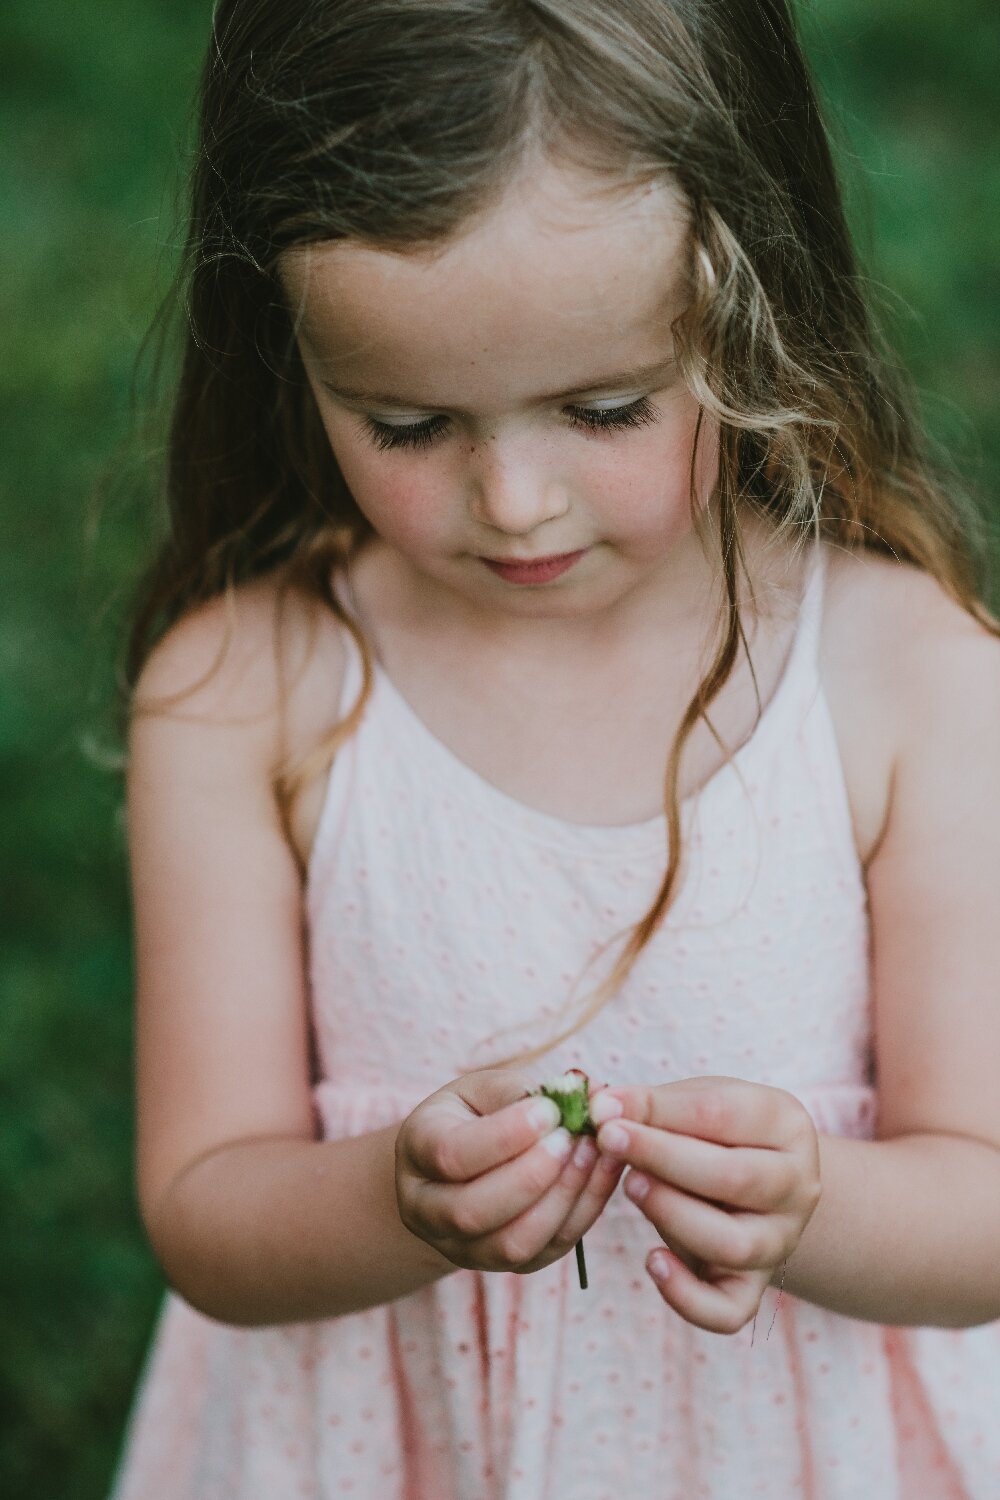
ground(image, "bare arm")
xmin=778 ymin=1131 xmax=1000 ymax=1327
xmin=789 ymin=576 xmax=1000 ymax=1328
xmin=150 ymin=1065 xmax=626 ymax=1326
xmin=146 ymin=1126 xmax=455 ymax=1326
xmin=126 ymin=584 xmax=445 ymax=1325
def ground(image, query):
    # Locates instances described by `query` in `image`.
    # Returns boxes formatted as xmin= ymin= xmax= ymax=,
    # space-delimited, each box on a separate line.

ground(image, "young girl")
xmin=109 ymin=2 xmax=1000 ymax=1497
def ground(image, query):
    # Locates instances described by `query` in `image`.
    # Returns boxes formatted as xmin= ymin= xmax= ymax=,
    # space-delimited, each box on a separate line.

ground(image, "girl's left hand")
xmin=591 ymin=1076 xmax=821 ymax=1335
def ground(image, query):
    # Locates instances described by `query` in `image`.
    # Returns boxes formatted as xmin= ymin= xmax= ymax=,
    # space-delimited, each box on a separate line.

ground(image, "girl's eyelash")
xmin=569 ymin=396 xmax=658 ymax=435
xmin=364 ymin=414 xmax=449 ymax=453
xmin=362 ymin=395 xmax=658 ymax=453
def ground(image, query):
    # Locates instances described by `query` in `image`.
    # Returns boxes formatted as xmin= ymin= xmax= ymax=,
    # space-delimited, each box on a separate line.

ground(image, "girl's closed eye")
xmin=361 ymin=394 xmax=660 ymax=454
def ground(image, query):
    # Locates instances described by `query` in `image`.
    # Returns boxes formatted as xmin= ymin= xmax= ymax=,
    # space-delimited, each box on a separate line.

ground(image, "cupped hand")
xmin=395 ymin=1068 xmax=625 ymax=1274
xmin=591 ymin=1075 xmax=821 ymax=1334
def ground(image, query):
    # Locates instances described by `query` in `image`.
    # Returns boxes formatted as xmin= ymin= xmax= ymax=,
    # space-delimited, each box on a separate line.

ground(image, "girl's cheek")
xmin=323 ymin=432 xmax=447 ymax=546
xmin=369 ymin=479 xmax=447 ymax=551
xmin=588 ymin=407 xmax=716 ymax=542
xmin=348 ymin=473 xmax=444 ymax=551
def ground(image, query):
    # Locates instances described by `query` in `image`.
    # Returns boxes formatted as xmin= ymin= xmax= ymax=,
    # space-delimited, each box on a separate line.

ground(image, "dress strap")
xmin=330 ymin=563 xmax=366 ymax=722
xmin=726 ymin=537 xmax=828 ymax=765
xmin=797 ymin=539 xmax=829 ymax=674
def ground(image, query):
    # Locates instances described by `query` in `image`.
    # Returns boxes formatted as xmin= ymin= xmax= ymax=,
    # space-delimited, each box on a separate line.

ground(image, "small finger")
xmin=595 ymin=1120 xmax=791 ymax=1211
xmin=591 ymin=1077 xmax=802 ymax=1149
xmin=624 ymin=1171 xmax=782 ymax=1272
xmin=646 ymin=1251 xmax=761 ymax=1335
xmin=548 ymin=1141 xmax=627 ymax=1249
xmin=408 ymin=1092 xmax=563 ymax=1182
xmin=414 ymin=1126 xmax=575 ymax=1240
xmin=478 ymin=1133 xmax=623 ymax=1267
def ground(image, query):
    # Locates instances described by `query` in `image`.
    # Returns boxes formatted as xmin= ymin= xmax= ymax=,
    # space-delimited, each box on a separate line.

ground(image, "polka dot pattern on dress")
xmin=107 ymin=543 xmax=1000 ymax=1498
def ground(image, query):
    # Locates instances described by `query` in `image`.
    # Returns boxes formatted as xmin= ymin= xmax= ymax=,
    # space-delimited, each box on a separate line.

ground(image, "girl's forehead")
xmin=282 ymin=163 xmax=690 ymax=407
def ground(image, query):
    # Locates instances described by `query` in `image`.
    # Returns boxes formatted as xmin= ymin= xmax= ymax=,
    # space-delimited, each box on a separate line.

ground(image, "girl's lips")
xmin=480 ymin=549 xmax=588 ymax=585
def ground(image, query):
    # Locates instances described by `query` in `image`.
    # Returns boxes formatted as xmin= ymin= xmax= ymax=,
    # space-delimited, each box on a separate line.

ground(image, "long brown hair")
xmin=122 ymin=0 xmax=998 ymax=1065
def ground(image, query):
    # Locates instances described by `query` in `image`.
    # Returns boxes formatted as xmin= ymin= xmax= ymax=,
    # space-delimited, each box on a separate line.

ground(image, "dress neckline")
xmin=333 ymin=541 xmax=827 ymax=856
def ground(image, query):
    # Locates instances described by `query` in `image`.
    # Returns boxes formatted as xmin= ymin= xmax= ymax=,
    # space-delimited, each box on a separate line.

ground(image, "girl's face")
xmin=281 ymin=159 xmax=718 ymax=636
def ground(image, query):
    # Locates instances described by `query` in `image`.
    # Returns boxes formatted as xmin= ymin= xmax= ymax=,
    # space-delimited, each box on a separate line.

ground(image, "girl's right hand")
xmin=395 ymin=1068 xmax=625 ymax=1274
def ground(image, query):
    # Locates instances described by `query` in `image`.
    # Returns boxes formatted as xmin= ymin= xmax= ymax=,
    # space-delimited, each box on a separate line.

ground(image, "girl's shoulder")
xmin=820 ymin=543 xmax=1000 ymax=868
xmin=133 ymin=572 xmax=348 ymax=739
xmin=820 ymin=546 xmax=1000 ymax=1155
xmin=127 ymin=572 xmax=352 ymax=1227
xmin=132 ymin=567 xmax=349 ymax=862
xmin=822 ymin=543 xmax=999 ymax=700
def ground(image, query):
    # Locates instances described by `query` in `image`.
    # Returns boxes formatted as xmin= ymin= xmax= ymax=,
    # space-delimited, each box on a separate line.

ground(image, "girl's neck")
xmin=349 ymin=508 xmax=805 ymax=680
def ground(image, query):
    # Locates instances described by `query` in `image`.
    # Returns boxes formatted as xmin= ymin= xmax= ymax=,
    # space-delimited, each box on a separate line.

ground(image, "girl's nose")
xmin=465 ymin=437 xmax=570 ymax=536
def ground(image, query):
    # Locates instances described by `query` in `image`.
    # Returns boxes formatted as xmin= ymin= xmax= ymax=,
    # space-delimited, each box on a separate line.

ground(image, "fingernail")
xmin=541 ymin=1127 xmax=572 ymax=1159
xmin=590 ymin=1093 xmax=624 ymax=1126
xmin=598 ymin=1122 xmax=629 ymax=1154
xmin=626 ymin=1170 xmax=650 ymax=1202
xmin=528 ymin=1098 xmax=561 ymax=1133
xmin=573 ymin=1137 xmax=597 ymax=1170
xmin=648 ymin=1250 xmax=672 ymax=1282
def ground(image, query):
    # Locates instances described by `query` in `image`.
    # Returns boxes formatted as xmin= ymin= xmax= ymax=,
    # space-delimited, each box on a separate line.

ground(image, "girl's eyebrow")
xmin=318 ymin=357 xmax=677 ymax=409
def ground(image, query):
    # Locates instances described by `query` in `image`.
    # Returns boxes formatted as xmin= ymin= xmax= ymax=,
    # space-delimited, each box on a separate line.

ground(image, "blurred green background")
xmin=1 ymin=1 xmax=997 ymax=1496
